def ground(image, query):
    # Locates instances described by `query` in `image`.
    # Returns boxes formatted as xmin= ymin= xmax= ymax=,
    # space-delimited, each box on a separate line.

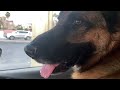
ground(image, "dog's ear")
xmin=101 ymin=11 xmax=118 ymax=33
xmin=57 ymin=11 xmax=72 ymax=20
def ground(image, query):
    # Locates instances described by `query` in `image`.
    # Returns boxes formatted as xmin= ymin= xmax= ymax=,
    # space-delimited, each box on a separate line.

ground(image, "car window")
xmin=0 ymin=11 xmax=60 ymax=70
xmin=19 ymin=31 xmax=28 ymax=33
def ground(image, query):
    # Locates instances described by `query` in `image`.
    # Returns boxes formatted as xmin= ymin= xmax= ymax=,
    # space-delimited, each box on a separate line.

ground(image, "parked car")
xmin=5 ymin=30 xmax=32 ymax=40
xmin=3 ymin=30 xmax=15 ymax=38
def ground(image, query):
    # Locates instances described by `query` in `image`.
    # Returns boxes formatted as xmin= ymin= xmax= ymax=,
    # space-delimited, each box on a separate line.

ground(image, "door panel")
xmin=0 ymin=67 xmax=72 ymax=79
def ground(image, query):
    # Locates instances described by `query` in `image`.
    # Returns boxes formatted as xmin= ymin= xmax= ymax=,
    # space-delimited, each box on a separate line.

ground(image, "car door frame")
xmin=0 ymin=66 xmax=72 ymax=79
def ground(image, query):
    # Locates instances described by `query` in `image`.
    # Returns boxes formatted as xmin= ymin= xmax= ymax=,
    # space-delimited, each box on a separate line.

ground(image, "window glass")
xmin=0 ymin=11 xmax=60 ymax=70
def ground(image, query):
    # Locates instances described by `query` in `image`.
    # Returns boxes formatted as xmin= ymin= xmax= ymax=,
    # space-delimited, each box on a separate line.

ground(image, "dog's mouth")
xmin=40 ymin=64 xmax=59 ymax=79
xmin=25 ymin=42 xmax=95 ymax=79
xmin=40 ymin=60 xmax=77 ymax=79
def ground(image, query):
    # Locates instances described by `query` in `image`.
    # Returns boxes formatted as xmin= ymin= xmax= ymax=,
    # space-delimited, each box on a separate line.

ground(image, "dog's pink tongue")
xmin=40 ymin=64 xmax=59 ymax=79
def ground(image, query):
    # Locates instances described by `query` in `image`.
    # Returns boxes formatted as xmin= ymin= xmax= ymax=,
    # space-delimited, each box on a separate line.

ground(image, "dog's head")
xmin=24 ymin=11 xmax=120 ymax=78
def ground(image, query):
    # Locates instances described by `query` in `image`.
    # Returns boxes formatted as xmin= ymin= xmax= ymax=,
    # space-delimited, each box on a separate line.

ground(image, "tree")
xmin=0 ymin=17 xmax=6 ymax=30
xmin=16 ymin=25 xmax=23 ymax=30
xmin=25 ymin=28 xmax=28 ymax=31
xmin=5 ymin=12 xmax=10 ymax=19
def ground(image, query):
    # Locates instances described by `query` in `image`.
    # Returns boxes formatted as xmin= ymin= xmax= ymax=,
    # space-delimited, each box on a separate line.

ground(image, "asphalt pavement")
xmin=0 ymin=38 xmax=32 ymax=70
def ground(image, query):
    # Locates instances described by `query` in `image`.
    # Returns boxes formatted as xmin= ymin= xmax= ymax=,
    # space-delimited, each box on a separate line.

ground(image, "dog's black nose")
xmin=24 ymin=44 xmax=37 ymax=59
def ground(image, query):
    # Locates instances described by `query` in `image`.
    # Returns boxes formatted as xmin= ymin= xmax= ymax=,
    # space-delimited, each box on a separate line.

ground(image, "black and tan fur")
xmin=24 ymin=11 xmax=120 ymax=79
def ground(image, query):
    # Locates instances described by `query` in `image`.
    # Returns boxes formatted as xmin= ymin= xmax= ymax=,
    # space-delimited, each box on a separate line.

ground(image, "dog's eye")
xmin=73 ymin=20 xmax=82 ymax=25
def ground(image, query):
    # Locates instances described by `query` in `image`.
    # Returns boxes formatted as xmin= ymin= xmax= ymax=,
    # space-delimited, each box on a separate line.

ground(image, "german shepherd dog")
xmin=24 ymin=11 xmax=120 ymax=79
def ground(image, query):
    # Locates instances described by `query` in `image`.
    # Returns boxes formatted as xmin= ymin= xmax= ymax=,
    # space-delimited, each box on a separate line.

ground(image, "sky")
xmin=0 ymin=11 xmax=60 ymax=26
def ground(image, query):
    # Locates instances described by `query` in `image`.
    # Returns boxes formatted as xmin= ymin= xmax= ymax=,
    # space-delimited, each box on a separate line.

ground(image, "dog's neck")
xmin=71 ymin=30 xmax=120 ymax=79
xmin=72 ymin=45 xmax=120 ymax=79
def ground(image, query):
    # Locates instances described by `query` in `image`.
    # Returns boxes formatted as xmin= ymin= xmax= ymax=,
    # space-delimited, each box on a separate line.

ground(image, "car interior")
xmin=0 ymin=67 xmax=72 ymax=79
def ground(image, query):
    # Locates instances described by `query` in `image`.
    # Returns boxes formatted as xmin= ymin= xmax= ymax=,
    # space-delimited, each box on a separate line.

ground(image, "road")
xmin=0 ymin=39 xmax=32 ymax=70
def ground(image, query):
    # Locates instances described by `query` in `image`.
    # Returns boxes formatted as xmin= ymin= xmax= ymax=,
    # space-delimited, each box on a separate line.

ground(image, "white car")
xmin=6 ymin=30 xmax=32 ymax=40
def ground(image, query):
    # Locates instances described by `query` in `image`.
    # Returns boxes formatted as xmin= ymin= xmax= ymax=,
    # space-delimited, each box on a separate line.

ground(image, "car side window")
xmin=0 ymin=11 xmax=60 ymax=71
xmin=19 ymin=31 xmax=28 ymax=33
